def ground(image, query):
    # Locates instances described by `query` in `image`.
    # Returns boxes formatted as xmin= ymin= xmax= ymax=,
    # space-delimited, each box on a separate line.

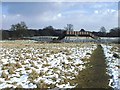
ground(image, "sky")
xmin=1 ymin=1 xmax=119 ymax=31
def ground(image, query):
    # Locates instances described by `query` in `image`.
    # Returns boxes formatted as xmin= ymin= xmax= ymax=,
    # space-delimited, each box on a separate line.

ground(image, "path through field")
xmin=76 ymin=45 xmax=111 ymax=88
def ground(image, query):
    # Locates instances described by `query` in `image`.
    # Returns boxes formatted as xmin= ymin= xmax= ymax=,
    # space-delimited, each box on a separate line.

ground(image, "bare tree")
xmin=100 ymin=26 xmax=106 ymax=36
xmin=65 ymin=24 xmax=74 ymax=31
xmin=100 ymin=26 xmax=106 ymax=33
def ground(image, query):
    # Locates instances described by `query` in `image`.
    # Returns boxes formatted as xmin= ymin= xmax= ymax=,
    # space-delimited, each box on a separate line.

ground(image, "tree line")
xmin=1 ymin=21 xmax=120 ymax=40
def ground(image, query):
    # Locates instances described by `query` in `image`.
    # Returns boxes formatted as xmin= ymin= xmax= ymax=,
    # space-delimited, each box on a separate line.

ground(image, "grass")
xmin=15 ymin=62 xmax=22 ymax=68
xmin=76 ymin=44 xmax=112 ymax=88
xmin=1 ymin=71 xmax=9 ymax=80
xmin=29 ymin=69 xmax=39 ymax=80
xmin=16 ymin=84 xmax=23 ymax=88
xmin=0 ymin=41 xmax=99 ymax=88
xmin=36 ymin=80 xmax=49 ymax=88
xmin=42 ymin=63 xmax=51 ymax=67
xmin=8 ymin=68 xmax=15 ymax=74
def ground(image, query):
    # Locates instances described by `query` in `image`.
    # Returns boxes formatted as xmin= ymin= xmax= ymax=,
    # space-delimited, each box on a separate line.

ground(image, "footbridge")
xmin=56 ymin=31 xmax=100 ymax=41
xmin=27 ymin=30 xmax=100 ymax=42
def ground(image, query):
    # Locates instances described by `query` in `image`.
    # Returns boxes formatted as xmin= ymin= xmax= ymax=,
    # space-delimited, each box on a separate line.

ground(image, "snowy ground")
xmin=102 ymin=44 xmax=120 ymax=90
xmin=0 ymin=40 xmax=97 ymax=88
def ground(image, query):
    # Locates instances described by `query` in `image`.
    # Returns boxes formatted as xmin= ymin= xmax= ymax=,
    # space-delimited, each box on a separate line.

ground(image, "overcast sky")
xmin=1 ymin=1 xmax=119 ymax=31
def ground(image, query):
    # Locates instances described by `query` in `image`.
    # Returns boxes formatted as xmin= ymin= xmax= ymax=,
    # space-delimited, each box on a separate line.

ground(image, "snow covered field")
xmin=0 ymin=40 xmax=119 ymax=89
xmin=102 ymin=44 xmax=120 ymax=90
xmin=0 ymin=40 xmax=97 ymax=88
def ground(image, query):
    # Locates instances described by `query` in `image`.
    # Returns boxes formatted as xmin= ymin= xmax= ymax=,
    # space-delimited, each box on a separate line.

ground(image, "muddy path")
xmin=76 ymin=44 xmax=112 ymax=88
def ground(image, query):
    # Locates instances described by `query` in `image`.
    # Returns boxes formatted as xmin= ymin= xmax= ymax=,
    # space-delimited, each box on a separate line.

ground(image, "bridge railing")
xmin=66 ymin=31 xmax=99 ymax=39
